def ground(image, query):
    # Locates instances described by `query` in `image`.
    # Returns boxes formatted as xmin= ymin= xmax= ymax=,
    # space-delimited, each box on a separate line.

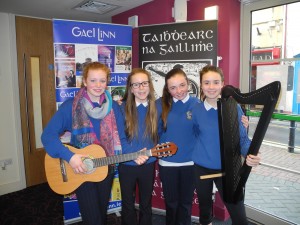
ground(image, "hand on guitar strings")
xmin=69 ymin=153 xmax=89 ymax=174
xmin=134 ymin=148 xmax=149 ymax=165
xmin=246 ymin=153 xmax=261 ymax=167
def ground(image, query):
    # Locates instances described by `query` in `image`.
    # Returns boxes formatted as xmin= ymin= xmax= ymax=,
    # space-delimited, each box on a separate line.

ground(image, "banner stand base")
xmin=135 ymin=205 xmax=200 ymax=223
xmin=64 ymin=209 xmax=122 ymax=225
xmin=64 ymin=217 xmax=82 ymax=225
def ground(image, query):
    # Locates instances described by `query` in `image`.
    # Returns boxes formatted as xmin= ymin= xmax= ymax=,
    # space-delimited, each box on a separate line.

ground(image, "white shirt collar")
xmin=136 ymin=101 xmax=148 ymax=107
xmin=204 ymin=99 xmax=218 ymax=110
xmin=173 ymin=94 xmax=190 ymax=103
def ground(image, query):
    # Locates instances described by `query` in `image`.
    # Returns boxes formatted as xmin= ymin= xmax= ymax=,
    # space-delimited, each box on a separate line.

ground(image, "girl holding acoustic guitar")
xmin=41 ymin=62 xmax=147 ymax=225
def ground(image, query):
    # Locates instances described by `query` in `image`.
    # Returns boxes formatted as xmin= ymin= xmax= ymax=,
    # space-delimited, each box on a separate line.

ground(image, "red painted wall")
xmin=112 ymin=0 xmax=241 ymax=86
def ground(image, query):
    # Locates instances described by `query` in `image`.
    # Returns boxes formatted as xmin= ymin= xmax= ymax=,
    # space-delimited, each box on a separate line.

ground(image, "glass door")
xmin=241 ymin=1 xmax=300 ymax=224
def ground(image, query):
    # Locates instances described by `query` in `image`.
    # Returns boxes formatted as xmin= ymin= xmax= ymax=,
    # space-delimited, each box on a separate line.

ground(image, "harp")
xmin=217 ymin=81 xmax=281 ymax=204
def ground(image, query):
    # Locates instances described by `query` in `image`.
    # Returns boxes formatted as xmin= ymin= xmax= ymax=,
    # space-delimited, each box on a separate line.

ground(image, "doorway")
xmin=15 ymin=16 xmax=56 ymax=186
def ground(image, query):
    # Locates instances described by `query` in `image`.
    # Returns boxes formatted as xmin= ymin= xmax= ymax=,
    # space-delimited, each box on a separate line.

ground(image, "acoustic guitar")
xmin=45 ymin=142 xmax=177 ymax=195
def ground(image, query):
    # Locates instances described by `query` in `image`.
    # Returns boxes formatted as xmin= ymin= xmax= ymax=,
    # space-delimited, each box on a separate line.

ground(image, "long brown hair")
xmin=123 ymin=68 xmax=158 ymax=143
xmin=161 ymin=68 xmax=188 ymax=130
xmin=199 ymin=65 xmax=224 ymax=101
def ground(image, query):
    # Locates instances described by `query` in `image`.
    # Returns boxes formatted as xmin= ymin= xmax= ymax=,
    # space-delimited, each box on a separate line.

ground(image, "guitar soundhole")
xmin=82 ymin=158 xmax=95 ymax=174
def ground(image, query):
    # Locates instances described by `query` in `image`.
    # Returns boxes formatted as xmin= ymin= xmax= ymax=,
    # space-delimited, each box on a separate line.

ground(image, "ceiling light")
xmin=75 ymin=1 xmax=120 ymax=14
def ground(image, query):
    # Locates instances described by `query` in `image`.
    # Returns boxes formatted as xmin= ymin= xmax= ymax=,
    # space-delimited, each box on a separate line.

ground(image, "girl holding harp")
xmin=192 ymin=65 xmax=261 ymax=225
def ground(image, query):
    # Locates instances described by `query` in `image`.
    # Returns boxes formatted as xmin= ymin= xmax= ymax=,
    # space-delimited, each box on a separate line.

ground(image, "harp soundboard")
xmin=217 ymin=81 xmax=281 ymax=203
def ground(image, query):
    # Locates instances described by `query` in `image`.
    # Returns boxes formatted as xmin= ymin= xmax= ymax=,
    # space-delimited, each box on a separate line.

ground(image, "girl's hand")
xmin=246 ymin=153 xmax=261 ymax=167
xmin=117 ymin=100 xmax=122 ymax=105
xmin=115 ymin=97 xmax=123 ymax=106
xmin=134 ymin=148 xmax=149 ymax=165
xmin=241 ymin=115 xmax=249 ymax=128
xmin=69 ymin=154 xmax=88 ymax=174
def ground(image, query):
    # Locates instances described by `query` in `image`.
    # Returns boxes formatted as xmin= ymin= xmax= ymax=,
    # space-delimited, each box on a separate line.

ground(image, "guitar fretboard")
xmin=92 ymin=150 xmax=151 ymax=167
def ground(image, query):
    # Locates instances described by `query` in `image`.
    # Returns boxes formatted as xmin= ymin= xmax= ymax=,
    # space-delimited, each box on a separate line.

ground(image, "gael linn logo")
xmin=72 ymin=27 xmax=116 ymax=41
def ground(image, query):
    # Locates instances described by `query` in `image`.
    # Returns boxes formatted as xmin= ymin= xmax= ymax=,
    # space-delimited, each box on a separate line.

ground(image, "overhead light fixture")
xmin=75 ymin=1 xmax=120 ymax=14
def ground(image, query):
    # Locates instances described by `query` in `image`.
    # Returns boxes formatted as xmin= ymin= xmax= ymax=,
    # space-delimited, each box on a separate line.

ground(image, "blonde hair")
xmin=123 ymin=68 xmax=158 ymax=144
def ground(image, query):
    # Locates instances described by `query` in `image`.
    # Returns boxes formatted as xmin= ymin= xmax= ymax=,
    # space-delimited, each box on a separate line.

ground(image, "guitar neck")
xmin=93 ymin=150 xmax=151 ymax=167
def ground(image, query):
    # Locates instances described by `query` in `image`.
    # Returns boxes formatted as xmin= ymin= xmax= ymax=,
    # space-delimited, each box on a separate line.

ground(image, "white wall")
xmin=0 ymin=13 xmax=26 ymax=195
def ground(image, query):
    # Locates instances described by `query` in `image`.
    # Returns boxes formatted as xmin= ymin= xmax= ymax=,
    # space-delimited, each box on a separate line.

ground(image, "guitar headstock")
xmin=151 ymin=142 xmax=178 ymax=157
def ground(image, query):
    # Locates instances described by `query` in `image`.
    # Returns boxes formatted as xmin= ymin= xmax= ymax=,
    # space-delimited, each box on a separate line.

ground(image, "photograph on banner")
xmin=55 ymin=61 xmax=76 ymax=88
xmin=75 ymin=44 xmax=98 ymax=75
xmin=98 ymin=45 xmax=115 ymax=72
xmin=115 ymin=46 xmax=132 ymax=72
xmin=54 ymin=43 xmax=75 ymax=59
xmin=76 ymin=75 xmax=83 ymax=88
xmin=143 ymin=59 xmax=211 ymax=98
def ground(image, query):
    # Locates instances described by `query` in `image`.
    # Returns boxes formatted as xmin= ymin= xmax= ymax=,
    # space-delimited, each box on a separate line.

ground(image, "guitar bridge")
xmin=60 ymin=158 xmax=68 ymax=182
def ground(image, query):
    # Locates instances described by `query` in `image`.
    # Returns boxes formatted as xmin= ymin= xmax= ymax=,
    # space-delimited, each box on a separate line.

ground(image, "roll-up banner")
xmin=53 ymin=19 xmax=132 ymax=223
xmin=138 ymin=20 xmax=218 ymax=218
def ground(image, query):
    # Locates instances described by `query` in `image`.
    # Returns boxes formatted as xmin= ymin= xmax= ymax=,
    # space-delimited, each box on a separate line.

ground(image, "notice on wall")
xmin=257 ymin=64 xmax=289 ymax=112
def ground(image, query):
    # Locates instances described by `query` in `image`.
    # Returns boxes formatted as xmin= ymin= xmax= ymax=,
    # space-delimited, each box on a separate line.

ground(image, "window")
xmin=241 ymin=1 xmax=300 ymax=224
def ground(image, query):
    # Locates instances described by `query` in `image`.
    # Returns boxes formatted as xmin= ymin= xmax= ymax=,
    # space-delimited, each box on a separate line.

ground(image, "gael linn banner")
xmin=139 ymin=20 xmax=218 ymax=99
xmin=53 ymin=19 xmax=132 ymax=222
xmin=53 ymin=19 xmax=132 ymax=105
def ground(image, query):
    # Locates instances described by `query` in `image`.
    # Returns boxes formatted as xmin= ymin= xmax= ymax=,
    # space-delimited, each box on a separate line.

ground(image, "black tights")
xmin=194 ymin=165 xmax=248 ymax=225
xmin=75 ymin=173 xmax=114 ymax=225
